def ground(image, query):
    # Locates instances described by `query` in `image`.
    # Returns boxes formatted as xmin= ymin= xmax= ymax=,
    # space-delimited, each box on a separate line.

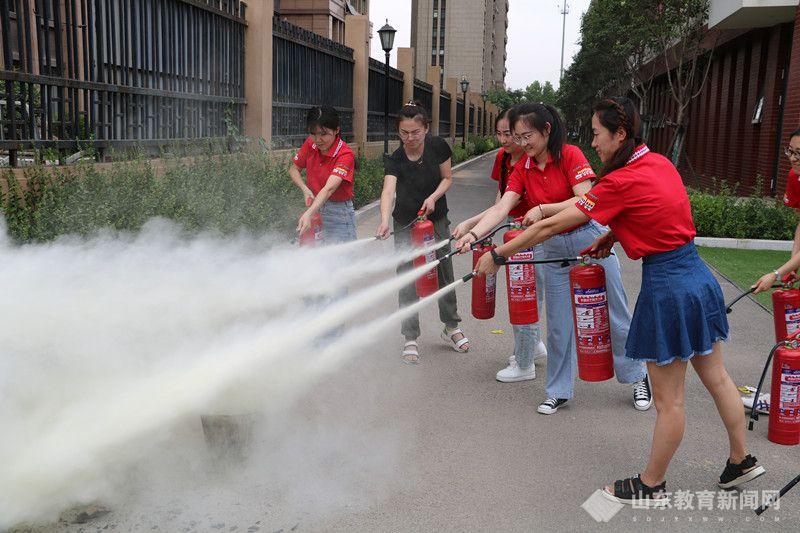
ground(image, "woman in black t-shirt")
xmin=376 ymin=102 xmax=469 ymax=364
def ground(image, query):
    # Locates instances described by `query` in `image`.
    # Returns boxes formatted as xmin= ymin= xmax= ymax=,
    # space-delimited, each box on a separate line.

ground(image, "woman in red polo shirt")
xmin=782 ymin=127 xmax=800 ymax=254
xmin=474 ymin=96 xmax=765 ymax=505
xmin=453 ymin=107 xmax=547 ymax=382
xmin=455 ymin=102 xmax=649 ymax=415
xmin=292 ymin=106 xmax=357 ymax=244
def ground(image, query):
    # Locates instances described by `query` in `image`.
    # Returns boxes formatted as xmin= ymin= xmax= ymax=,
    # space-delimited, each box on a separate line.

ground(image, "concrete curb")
xmin=694 ymin=236 xmax=793 ymax=251
xmin=354 ymin=148 xmax=500 ymax=223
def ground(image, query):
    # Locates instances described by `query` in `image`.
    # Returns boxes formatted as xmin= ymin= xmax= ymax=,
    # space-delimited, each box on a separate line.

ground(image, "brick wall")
xmin=644 ymin=22 xmax=793 ymax=196
xmin=778 ymin=7 xmax=800 ymax=193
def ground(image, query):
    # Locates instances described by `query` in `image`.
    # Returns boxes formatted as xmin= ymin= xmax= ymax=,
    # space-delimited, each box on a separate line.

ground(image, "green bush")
xmin=2 ymin=149 xmax=388 ymax=243
xmin=575 ymin=141 xmax=602 ymax=174
xmin=353 ymin=154 xmax=385 ymax=209
xmin=688 ymin=181 xmax=796 ymax=240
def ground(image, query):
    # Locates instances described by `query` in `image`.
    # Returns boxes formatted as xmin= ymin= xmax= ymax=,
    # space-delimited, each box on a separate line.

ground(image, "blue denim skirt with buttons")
xmin=626 ymin=241 xmax=729 ymax=365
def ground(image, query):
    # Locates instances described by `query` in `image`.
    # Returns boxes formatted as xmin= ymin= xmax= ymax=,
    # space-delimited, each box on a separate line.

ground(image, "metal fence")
xmin=455 ymin=98 xmax=464 ymax=137
xmin=0 ymin=0 xmax=247 ymax=165
xmin=438 ymin=89 xmax=450 ymax=138
xmin=367 ymin=57 xmax=403 ymax=142
xmin=412 ymin=78 xmax=432 ymax=117
xmin=272 ymin=17 xmax=354 ymax=147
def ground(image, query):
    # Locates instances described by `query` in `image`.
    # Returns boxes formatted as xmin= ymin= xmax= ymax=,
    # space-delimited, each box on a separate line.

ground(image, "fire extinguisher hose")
xmin=748 ymin=340 xmax=785 ymax=431
xmin=755 ymin=473 xmax=800 ymax=515
xmin=724 ymin=285 xmax=783 ymax=314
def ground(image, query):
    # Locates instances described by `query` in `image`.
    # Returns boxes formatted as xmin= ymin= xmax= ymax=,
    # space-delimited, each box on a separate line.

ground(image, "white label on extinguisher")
xmin=778 ymin=367 xmax=800 ymax=423
xmin=573 ymin=286 xmax=611 ymax=356
xmin=486 ymin=273 xmax=496 ymax=302
xmin=423 ymin=233 xmax=437 ymax=278
xmin=785 ymin=307 xmax=800 ymax=336
xmin=508 ymin=249 xmax=536 ymax=301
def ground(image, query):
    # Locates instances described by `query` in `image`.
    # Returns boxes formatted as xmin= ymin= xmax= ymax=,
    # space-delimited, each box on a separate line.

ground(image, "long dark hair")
xmin=593 ymin=96 xmax=643 ymax=177
xmin=496 ymin=107 xmax=514 ymax=190
xmin=507 ymin=102 xmax=565 ymax=163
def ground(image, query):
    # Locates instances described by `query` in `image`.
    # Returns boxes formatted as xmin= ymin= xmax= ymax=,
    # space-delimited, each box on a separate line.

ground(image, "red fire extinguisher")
xmin=411 ymin=210 xmax=439 ymax=297
xmin=772 ymin=280 xmax=800 ymax=342
xmin=298 ymin=197 xmax=323 ymax=247
xmin=472 ymin=240 xmax=497 ymax=319
xmin=768 ymin=344 xmax=800 ymax=445
xmin=750 ymin=334 xmax=800 ymax=446
xmin=503 ymin=220 xmax=538 ymax=325
xmin=570 ymin=261 xmax=614 ymax=382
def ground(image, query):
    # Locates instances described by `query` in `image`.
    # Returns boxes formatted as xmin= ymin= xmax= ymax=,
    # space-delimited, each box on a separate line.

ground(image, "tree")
xmin=487 ymin=81 xmax=558 ymax=112
xmin=524 ymin=81 xmax=558 ymax=106
xmin=657 ymin=0 xmax=715 ymax=165
xmin=486 ymin=87 xmax=525 ymax=110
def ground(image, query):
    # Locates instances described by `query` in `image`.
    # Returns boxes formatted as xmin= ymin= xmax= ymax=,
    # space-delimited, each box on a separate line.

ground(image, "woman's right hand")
xmin=454 ymin=233 xmax=476 ymax=254
xmin=376 ymin=220 xmax=391 ymax=239
xmin=451 ymin=220 xmax=475 ymax=240
xmin=581 ymin=230 xmax=615 ymax=259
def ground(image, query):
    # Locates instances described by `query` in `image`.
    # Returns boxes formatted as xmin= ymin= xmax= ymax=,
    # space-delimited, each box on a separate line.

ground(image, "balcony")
xmin=708 ymin=0 xmax=799 ymax=29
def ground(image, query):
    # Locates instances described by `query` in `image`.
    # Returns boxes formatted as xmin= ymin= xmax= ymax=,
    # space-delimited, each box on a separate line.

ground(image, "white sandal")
xmin=402 ymin=340 xmax=420 ymax=365
xmin=441 ymin=327 xmax=470 ymax=353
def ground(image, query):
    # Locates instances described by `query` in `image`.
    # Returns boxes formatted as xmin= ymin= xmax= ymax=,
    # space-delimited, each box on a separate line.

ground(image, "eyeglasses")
xmin=785 ymin=147 xmax=800 ymax=160
xmin=399 ymin=129 xmax=424 ymax=139
xmin=513 ymin=131 xmax=537 ymax=145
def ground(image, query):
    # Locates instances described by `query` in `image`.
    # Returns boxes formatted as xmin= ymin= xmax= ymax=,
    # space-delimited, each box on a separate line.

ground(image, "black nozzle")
xmin=462 ymin=272 xmax=476 ymax=283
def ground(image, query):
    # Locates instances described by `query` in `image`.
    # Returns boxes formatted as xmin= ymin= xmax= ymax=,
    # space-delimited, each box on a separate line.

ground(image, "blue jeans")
xmin=505 ymin=218 xmax=545 ymax=369
xmin=541 ymin=221 xmax=645 ymax=399
xmin=320 ymin=199 xmax=356 ymax=244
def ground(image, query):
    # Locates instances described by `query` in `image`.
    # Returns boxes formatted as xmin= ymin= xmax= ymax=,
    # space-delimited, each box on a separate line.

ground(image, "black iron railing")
xmin=0 ymin=0 xmax=247 ymax=165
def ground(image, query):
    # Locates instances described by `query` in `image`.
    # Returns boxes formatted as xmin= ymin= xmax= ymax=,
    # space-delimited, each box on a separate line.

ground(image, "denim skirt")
xmin=626 ymin=241 xmax=729 ymax=365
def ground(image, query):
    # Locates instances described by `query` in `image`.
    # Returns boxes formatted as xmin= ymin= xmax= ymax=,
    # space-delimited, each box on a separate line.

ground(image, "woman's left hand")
xmin=420 ymin=196 xmax=436 ymax=216
xmin=752 ymin=272 xmax=778 ymax=294
xmin=474 ymin=249 xmax=501 ymax=276
xmin=521 ymin=205 xmax=544 ymax=227
xmin=296 ymin=211 xmax=312 ymax=234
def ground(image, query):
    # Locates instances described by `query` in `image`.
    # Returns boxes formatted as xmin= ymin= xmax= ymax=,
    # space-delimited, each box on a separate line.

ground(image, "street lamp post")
xmin=481 ymin=92 xmax=488 ymax=136
xmin=459 ymin=76 xmax=469 ymax=149
xmin=378 ymin=20 xmax=397 ymax=155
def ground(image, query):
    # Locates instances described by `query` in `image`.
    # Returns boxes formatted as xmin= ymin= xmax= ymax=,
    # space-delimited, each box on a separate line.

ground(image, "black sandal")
xmin=602 ymin=474 xmax=669 ymax=507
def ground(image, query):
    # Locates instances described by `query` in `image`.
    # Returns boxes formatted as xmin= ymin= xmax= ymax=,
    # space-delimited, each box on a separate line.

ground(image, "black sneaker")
xmin=602 ymin=474 xmax=670 ymax=507
xmin=718 ymin=454 xmax=766 ymax=489
xmin=633 ymin=375 xmax=653 ymax=411
xmin=537 ymin=397 xmax=568 ymax=415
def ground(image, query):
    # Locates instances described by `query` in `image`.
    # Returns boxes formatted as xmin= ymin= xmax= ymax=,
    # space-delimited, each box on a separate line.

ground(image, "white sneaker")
xmin=496 ymin=360 xmax=536 ymax=382
xmin=533 ymin=340 xmax=547 ymax=360
xmin=742 ymin=393 xmax=770 ymax=415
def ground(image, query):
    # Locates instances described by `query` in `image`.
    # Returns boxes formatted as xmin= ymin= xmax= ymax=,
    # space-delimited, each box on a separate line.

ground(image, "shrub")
xmin=688 ymin=180 xmax=796 ymax=240
xmin=2 ymin=148 xmax=391 ymax=243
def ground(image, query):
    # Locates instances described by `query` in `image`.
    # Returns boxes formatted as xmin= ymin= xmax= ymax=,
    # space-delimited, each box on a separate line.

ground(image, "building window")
xmin=752 ymin=96 xmax=765 ymax=124
xmin=432 ymin=54 xmax=437 ymax=67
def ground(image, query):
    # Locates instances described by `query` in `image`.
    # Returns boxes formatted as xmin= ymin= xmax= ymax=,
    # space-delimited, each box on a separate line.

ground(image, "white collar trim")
xmin=627 ymin=145 xmax=649 ymax=165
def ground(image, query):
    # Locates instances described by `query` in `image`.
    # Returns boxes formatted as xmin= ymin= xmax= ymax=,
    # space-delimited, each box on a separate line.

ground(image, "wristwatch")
xmin=491 ymin=249 xmax=506 ymax=265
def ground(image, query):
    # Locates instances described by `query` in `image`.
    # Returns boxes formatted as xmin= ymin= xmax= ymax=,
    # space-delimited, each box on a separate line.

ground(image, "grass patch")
xmin=696 ymin=246 xmax=792 ymax=310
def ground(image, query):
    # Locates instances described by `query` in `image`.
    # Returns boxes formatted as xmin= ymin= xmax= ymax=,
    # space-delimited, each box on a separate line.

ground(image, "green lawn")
xmin=696 ymin=246 xmax=793 ymax=310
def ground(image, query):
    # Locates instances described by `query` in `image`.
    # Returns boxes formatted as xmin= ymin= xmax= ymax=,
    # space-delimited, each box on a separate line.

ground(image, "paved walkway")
xmin=43 ymin=152 xmax=798 ymax=532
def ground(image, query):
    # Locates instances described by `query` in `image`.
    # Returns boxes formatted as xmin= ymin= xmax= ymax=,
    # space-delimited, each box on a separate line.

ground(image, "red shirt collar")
xmin=524 ymin=152 xmax=554 ymax=170
xmin=312 ymin=137 xmax=344 ymax=158
xmin=627 ymin=144 xmax=650 ymax=165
